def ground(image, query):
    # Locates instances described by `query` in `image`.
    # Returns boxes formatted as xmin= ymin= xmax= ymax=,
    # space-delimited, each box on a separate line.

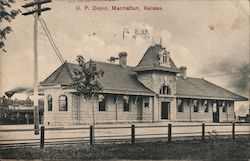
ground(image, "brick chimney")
xmin=180 ymin=66 xmax=187 ymax=79
xmin=119 ymin=52 xmax=127 ymax=68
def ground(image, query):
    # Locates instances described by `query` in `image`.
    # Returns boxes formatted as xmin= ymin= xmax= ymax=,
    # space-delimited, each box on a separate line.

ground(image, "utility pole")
xmin=22 ymin=0 xmax=52 ymax=135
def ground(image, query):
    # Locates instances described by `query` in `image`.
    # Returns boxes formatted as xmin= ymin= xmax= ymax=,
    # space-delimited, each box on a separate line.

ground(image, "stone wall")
xmin=44 ymin=89 xmax=154 ymax=125
xmin=43 ymin=88 xmax=75 ymax=126
xmin=77 ymin=94 xmax=153 ymax=124
xmin=137 ymin=71 xmax=177 ymax=121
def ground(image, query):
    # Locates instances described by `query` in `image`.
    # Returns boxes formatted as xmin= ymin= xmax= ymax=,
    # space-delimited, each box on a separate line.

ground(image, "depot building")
xmin=41 ymin=44 xmax=248 ymax=125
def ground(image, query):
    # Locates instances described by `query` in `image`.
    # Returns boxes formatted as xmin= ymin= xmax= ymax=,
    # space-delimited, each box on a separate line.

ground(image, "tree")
xmin=71 ymin=55 xmax=104 ymax=98
xmin=70 ymin=55 xmax=104 ymax=130
xmin=0 ymin=0 xmax=21 ymax=52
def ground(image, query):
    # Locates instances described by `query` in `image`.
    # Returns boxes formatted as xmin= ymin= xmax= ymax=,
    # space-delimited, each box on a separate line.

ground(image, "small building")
xmin=41 ymin=44 xmax=248 ymax=125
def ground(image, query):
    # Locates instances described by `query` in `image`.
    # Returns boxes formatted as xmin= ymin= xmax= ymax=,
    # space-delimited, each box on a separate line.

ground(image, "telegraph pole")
xmin=22 ymin=0 xmax=51 ymax=135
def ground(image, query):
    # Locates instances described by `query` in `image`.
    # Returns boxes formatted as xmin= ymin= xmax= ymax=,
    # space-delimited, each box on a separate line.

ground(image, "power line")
xmin=39 ymin=18 xmax=64 ymax=64
xmin=23 ymin=7 xmax=64 ymax=64
xmin=204 ymin=71 xmax=249 ymax=78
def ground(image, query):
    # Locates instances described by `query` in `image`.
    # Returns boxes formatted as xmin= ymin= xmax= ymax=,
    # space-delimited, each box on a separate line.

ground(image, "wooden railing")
xmin=0 ymin=122 xmax=249 ymax=149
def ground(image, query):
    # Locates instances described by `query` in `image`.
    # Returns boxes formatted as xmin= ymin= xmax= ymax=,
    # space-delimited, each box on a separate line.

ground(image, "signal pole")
xmin=22 ymin=0 xmax=51 ymax=135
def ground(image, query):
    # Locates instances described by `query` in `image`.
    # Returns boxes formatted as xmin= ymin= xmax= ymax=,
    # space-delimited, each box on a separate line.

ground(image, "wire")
xmin=204 ymin=71 xmax=249 ymax=78
xmin=23 ymin=7 xmax=64 ymax=64
xmin=39 ymin=18 xmax=64 ymax=64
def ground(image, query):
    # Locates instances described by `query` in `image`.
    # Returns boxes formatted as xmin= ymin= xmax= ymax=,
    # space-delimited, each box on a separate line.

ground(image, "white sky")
xmin=0 ymin=0 xmax=249 ymax=114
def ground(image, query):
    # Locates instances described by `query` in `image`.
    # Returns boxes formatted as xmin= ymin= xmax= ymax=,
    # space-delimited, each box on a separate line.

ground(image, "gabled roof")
xmin=41 ymin=61 xmax=154 ymax=95
xmin=41 ymin=62 xmax=73 ymax=85
xmin=134 ymin=44 xmax=180 ymax=73
xmin=176 ymin=77 xmax=248 ymax=101
xmin=41 ymin=43 xmax=247 ymax=101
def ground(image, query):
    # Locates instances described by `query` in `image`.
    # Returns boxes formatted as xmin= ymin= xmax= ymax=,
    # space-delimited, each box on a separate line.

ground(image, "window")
xmin=193 ymin=100 xmax=199 ymax=112
xmin=99 ymin=94 xmax=106 ymax=111
xmin=144 ymin=97 xmax=149 ymax=108
xmin=159 ymin=50 xmax=170 ymax=66
xmin=162 ymin=52 xmax=167 ymax=63
xmin=203 ymin=100 xmax=209 ymax=113
xmin=59 ymin=95 xmax=68 ymax=111
xmin=123 ymin=96 xmax=130 ymax=112
xmin=48 ymin=95 xmax=52 ymax=111
xmin=159 ymin=86 xmax=171 ymax=95
xmin=222 ymin=101 xmax=227 ymax=112
xmin=177 ymin=99 xmax=183 ymax=112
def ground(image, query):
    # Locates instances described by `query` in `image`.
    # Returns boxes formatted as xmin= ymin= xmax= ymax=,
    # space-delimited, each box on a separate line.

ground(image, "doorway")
xmin=161 ymin=102 xmax=170 ymax=119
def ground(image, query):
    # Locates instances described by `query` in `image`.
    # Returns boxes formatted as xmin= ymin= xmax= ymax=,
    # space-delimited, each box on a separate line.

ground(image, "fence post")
xmin=168 ymin=123 xmax=172 ymax=143
xmin=40 ymin=126 xmax=44 ymax=149
xmin=232 ymin=122 xmax=235 ymax=139
xmin=131 ymin=124 xmax=135 ymax=144
xmin=90 ymin=125 xmax=93 ymax=145
xmin=202 ymin=123 xmax=205 ymax=142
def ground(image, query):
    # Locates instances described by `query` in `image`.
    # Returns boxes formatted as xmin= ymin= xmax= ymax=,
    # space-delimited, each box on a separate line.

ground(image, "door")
xmin=213 ymin=102 xmax=219 ymax=122
xmin=161 ymin=102 xmax=170 ymax=119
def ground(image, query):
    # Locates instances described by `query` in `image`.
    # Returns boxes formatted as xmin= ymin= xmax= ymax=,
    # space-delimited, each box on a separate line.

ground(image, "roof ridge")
xmin=177 ymin=76 xmax=202 ymax=79
xmin=53 ymin=62 xmax=68 ymax=82
xmin=66 ymin=61 xmax=135 ymax=68
xmin=64 ymin=62 xmax=75 ymax=81
xmin=40 ymin=62 xmax=65 ymax=84
xmin=136 ymin=46 xmax=152 ymax=68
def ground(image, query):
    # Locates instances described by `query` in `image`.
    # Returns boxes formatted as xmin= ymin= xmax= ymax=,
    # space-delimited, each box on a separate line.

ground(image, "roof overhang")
xmin=176 ymin=94 xmax=248 ymax=101
xmin=134 ymin=67 xmax=181 ymax=73
xmin=40 ymin=83 xmax=64 ymax=89
xmin=63 ymin=88 xmax=155 ymax=96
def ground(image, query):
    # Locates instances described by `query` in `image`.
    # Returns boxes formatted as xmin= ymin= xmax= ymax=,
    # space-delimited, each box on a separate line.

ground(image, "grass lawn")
xmin=0 ymin=138 xmax=249 ymax=160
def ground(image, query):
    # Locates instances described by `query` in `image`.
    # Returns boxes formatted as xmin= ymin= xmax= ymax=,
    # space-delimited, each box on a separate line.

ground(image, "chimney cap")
xmin=180 ymin=66 xmax=187 ymax=70
xmin=119 ymin=52 xmax=127 ymax=57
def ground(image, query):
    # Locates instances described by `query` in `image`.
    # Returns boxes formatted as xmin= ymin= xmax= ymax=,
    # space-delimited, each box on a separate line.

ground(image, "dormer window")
xmin=159 ymin=85 xmax=171 ymax=95
xmin=159 ymin=49 xmax=170 ymax=67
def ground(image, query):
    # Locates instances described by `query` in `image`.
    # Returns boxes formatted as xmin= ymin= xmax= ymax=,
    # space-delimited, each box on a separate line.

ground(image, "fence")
xmin=0 ymin=123 xmax=249 ymax=149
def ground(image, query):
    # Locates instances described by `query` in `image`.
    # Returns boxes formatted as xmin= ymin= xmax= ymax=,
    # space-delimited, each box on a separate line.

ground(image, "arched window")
xmin=59 ymin=95 xmax=68 ymax=111
xmin=48 ymin=95 xmax=52 ymax=111
xmin=159 ymin=86 xmax=171 ymax=95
